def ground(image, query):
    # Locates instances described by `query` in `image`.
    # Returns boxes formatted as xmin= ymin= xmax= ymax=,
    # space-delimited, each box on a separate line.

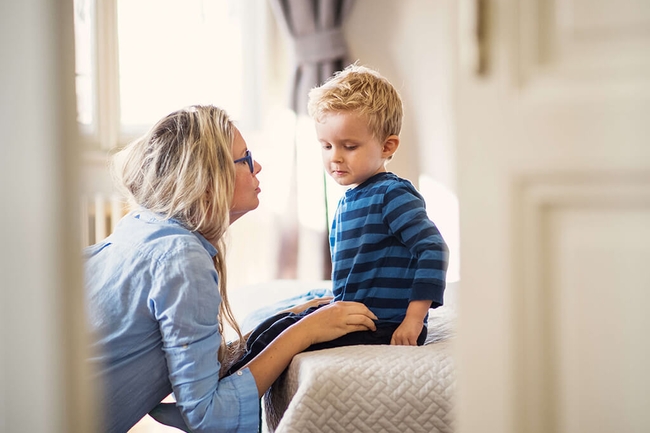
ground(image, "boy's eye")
xmin=344 ymin=145 xmax=357 ymax=150
xmin=322 ymin=144 xmax=332 ymax=149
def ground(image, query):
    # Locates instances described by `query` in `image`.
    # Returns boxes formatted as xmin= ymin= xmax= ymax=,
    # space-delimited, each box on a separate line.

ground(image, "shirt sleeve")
xmin=148 ymin=241 xmax=260 ymax=433
xmin=382 ymin=182 xmax=449 ymax=307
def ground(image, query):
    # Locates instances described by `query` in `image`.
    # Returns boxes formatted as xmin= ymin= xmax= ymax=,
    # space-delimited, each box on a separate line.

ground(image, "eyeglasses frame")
xmin=234 ymin=149 xmax=254 ymax=173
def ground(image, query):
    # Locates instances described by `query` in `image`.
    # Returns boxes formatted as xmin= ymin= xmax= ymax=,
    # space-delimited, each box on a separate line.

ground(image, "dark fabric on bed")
xmin=225 ymin=305 xmax=427 ymax=377
xmin=240 ymin=287 xmax=333 ymax=334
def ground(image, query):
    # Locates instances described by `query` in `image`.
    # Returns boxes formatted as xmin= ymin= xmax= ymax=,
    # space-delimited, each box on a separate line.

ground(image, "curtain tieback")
xmin=291 ymin=28 xmax=348 ymax=65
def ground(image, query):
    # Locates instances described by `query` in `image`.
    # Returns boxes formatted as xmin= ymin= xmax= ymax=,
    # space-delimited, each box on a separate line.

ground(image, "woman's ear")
xmin=382 ymin=135 xmax=400 ymax=159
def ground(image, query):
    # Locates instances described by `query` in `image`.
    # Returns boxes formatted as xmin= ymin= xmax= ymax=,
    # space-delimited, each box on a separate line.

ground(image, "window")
xmin=73 ymin=0 xmax=95 ymax=127
xmin=73 ymin=0 xmax=264 ymax=149
xmin=73 ymin=0 xmax=296 ymax=294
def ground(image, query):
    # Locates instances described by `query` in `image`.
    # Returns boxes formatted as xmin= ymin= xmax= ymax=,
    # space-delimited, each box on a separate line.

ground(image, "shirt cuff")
xmin=225 ymin=367 xmax=260 ymax=432
xmin=410 ymin=281 xmax=445 ymax=307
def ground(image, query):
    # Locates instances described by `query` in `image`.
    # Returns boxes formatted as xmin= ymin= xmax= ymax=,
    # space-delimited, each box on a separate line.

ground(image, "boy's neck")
xmin=349 ymin=171 xmax=391 ymax=189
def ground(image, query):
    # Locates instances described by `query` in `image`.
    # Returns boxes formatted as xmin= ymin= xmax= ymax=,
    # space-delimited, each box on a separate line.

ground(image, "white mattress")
xmin=263 ymin=302 xmax=457 ymax=433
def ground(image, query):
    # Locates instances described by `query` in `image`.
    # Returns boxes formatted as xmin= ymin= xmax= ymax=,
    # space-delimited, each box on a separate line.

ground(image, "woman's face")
xmin=230 ymin=127 xmax=262 ymax=224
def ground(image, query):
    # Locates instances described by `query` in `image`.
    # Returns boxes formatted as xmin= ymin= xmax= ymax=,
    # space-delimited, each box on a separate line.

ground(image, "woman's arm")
xmin=245 ymin=301 xmax=377 ymax=396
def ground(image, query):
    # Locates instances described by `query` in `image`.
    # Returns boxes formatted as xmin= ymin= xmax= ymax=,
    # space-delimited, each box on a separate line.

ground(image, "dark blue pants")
xmin=225 ymin=305 xmax=427 ymax=377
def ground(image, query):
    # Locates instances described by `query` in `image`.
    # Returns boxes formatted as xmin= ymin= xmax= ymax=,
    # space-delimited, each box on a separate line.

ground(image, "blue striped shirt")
xmin=330 ymin=172 xmax=449 ymax=324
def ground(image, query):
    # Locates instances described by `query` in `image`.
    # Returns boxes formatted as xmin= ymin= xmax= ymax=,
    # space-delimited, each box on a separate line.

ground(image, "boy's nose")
xmin=330 ymin=148 xmax=343 ymax=162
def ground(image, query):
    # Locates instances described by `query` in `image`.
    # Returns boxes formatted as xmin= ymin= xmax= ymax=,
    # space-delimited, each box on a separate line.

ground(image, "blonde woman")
xmin=84 ymin=105 xmax=377 ymax=433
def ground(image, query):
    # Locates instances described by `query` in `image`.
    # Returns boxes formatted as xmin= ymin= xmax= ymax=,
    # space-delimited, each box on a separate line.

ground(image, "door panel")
xmin=519 ymin=0 xmax=650 ymax=93
xmin=550 ymin=205 xmax=650 ymax=433
xmin=455 ymin=1 xmax=650 ymax=432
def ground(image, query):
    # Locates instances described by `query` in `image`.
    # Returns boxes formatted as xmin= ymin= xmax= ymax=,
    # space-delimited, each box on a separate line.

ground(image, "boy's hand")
xmin=390 ymin=299 xmax=431 ymax=345
xmin=390 ymin=317 xmax=423 ymax=346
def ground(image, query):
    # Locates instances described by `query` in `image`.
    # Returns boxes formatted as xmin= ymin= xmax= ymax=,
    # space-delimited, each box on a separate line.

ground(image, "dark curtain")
xmin=269 ymin=0 xmax=356 ymax=279
xmin=270 ymin=0 xmax=356 ymax=115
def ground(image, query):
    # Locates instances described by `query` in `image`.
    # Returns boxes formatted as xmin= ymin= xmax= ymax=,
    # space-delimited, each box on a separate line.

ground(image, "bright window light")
xmin=419 ymin=175 xmax=460 ymax=283
xmin=73 ymin=0 xmax=94 ymax=127
xmin=117 ymin=0 xmax=244 ymax=130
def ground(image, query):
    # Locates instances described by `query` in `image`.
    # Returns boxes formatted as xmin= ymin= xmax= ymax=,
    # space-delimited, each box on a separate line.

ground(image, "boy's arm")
xmin=390 ymin=299 xmax=430 ymax=346
xmin=383 ymin=183 xmax=449 ymax=307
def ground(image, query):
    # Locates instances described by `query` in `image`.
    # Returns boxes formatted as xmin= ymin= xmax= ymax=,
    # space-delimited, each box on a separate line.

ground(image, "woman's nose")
xmin=254 ymin=159 xmax=262 ymax=174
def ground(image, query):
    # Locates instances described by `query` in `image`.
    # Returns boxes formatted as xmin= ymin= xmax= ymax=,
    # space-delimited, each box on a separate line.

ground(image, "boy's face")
xmin=315 ymin=112 xmax=398 ymax=188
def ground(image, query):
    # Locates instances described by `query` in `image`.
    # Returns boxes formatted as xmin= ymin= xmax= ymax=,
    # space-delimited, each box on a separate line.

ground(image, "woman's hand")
xmin=280 ymin=296 xmax=334 ymax=314
xmin=245 ymin=301 xmax=376 ymax=396
xmin=295 ymin=301 xmax=378 ymax=346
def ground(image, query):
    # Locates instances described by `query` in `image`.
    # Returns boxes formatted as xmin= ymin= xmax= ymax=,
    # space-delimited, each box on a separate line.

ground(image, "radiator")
xmin=81 ymin=194 xmax=128 ymax=246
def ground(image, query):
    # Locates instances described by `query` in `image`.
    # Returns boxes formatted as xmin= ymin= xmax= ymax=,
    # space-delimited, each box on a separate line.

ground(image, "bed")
xmin=232 ymin=280 xmax=458 ymax=433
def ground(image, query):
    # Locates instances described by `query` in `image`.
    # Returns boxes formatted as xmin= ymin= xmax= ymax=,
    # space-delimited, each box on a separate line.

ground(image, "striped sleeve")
xmin=382 ymin=182 xmax=449 ymax=306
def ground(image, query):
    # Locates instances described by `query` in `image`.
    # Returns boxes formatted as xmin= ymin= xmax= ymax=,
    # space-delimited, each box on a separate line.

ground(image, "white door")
xmin=454 ymin=1 xmax=650 ymax=433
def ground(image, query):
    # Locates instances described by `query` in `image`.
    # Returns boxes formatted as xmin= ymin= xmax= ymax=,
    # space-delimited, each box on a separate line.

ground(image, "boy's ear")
xmin=382 ymin=135 xmax=400 ymax=158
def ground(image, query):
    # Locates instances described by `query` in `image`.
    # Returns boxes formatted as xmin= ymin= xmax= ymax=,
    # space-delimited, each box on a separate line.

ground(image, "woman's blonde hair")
xmin=307 ymin=63 xmax=403 ymax=142
xmin=112 ymin=105 xmax=244 ymax=374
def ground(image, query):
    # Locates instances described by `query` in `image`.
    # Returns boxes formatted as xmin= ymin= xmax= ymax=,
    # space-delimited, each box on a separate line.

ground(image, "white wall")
xmin=0 ymin=0 xmax=95 ymax=432
xmin=346 ymin=0 xmax=456 ymax=192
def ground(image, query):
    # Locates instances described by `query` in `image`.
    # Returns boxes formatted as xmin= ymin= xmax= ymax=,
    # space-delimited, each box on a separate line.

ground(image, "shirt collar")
xmin=132 ymin=209 xmax=218 ymax=258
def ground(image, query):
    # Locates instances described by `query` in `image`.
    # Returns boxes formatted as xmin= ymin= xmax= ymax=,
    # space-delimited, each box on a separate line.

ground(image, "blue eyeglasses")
xmin=234 ymin=149 xmax=254 ymax=173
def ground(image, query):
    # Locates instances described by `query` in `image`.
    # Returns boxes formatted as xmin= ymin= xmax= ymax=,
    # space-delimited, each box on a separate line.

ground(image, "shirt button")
xmin=236 ymin=371 xmax=243 ymax=376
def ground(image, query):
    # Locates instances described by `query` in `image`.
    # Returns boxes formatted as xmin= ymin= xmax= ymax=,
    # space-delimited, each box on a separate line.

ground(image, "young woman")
xmin=84 ymin=105 xmax=377 ymax=433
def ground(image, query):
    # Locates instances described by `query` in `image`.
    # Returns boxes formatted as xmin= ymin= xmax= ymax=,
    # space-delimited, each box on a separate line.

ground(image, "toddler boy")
xmin=308 ymin=63 xmax=449 ymax=346
xmin=225 ymin=64 xmax=448 ymax=375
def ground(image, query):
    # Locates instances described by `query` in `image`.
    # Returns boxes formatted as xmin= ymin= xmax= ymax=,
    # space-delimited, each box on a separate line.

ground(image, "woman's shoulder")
xmin=110 ymin=211 xmax=216 ymax=263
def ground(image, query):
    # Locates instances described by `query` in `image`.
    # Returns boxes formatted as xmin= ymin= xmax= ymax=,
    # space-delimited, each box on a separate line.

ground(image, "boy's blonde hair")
xmin=307 ymin=64 xmax=403 ymax=142
xmin=112 ymin=105 xmax=243 ymax=374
